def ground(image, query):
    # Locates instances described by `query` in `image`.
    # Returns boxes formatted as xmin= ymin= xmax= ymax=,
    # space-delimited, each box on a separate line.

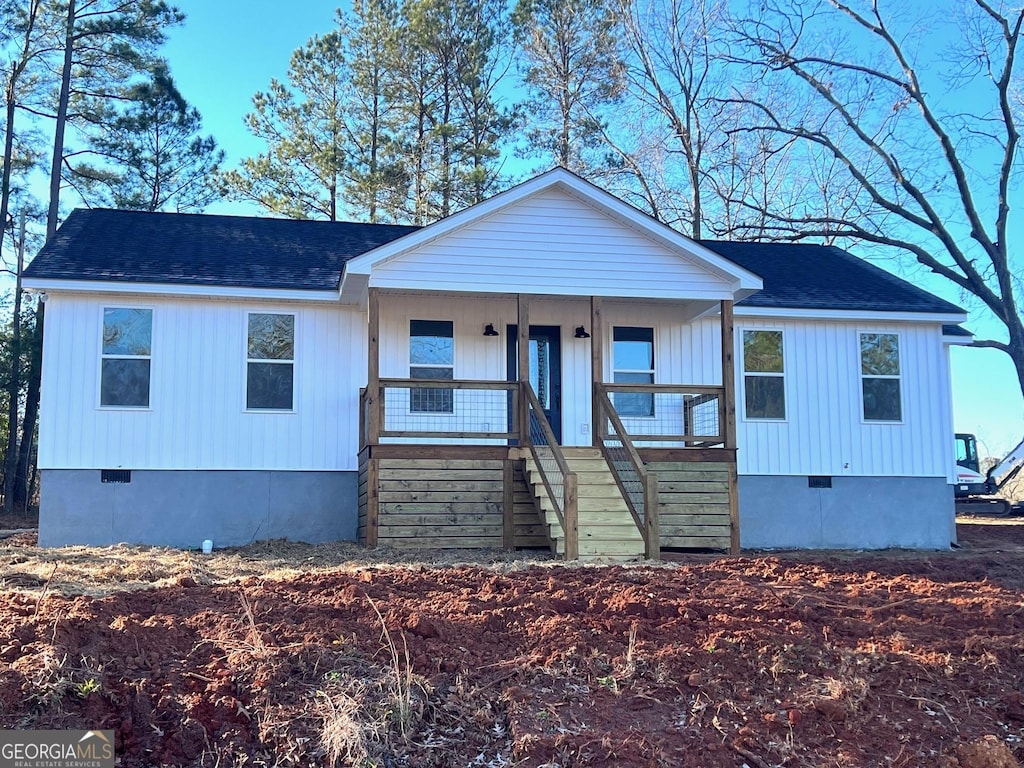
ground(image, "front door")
xmin=507 ymin=325 xmax=562 ymax=443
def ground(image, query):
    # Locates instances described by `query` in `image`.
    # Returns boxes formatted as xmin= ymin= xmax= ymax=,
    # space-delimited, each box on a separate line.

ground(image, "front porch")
xmin=357 ymin=291 xmax=740 ymax=561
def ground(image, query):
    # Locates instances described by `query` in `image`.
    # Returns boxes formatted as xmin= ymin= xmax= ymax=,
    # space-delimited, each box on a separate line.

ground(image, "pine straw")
xmin=2 ymin=518 xmax=1022 ymax=598
xmin=0 ymin=537 xmax=571 ymax=598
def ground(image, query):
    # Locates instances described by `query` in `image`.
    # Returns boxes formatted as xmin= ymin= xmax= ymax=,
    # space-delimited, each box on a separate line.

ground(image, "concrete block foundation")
xmin=38 ymin=469 xmax=358 ymax=548
xmin=738 ymin=475 xmax=955 ymax=550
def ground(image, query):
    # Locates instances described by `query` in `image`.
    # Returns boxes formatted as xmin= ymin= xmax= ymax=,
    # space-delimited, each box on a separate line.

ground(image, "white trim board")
xmin=24 ymin=278 xmax=341 ymax=303
xmin=734 ymin=306 xmax=967 ymax=324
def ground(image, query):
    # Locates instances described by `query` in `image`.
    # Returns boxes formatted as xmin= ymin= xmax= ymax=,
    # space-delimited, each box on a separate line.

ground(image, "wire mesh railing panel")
xmin=604 ymin=385 xmax=724 ymax=444
xmin=528 ymin=387 xmax=569 ymax=520
xmin=603 ymin=439 xmax=645 ymax=526
xmin=377 ymin=380 xmax=518 ymax=443
xmin=532 ymin=445 xmax=565 ymax=511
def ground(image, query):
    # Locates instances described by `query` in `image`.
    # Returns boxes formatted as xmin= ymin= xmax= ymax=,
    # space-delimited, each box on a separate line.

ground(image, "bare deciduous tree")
xmin=729 ymin=0 xmax=1024 ymax=398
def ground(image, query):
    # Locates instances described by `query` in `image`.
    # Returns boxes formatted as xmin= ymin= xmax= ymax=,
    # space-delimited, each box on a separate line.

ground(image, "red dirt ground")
xmin=1 ymin=521 xmax=1023 ymax=767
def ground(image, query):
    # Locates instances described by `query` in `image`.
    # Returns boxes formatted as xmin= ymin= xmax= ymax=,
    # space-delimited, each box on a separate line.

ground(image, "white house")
xmin=23 ymin=169 xmax=970 ymax=558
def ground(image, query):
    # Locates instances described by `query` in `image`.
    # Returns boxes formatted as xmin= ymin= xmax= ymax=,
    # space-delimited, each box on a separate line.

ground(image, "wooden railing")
xmin=594 ymin=384 xmax=660 ymax=559
xmin=521 ymin=381 xmax=579 ymax=560
xmin=601 ymin=383 xmax=726 ymax=446
xmin=361 ymin=378 xmax=521 ymax=446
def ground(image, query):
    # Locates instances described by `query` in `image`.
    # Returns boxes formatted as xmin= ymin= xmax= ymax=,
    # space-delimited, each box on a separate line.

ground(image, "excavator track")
xmin=955 ymin=498 xmax=1013 ymax=517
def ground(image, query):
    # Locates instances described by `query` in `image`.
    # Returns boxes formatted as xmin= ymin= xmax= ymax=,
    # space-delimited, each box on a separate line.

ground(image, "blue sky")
xmin=161 ymin=0 xmax=1024 ymax=458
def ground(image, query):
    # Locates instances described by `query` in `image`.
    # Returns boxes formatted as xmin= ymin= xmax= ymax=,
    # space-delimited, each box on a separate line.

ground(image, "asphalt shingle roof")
xmin=24 ymin=208 xmax=419 ymax=291
xmin=701 ymin=240 xmax=964 ymax=315
xmin=25 ymin=208 xmax=964 ymax=316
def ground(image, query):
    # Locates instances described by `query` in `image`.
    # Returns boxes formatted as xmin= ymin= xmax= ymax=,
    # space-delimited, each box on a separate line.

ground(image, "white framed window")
xmin=860 ymin=332 xmax=901 ymax=422
xmin=246 ymin=313 xmax=295 ymax=410
xmin=100 ymin=307 xmax=152 ymax=408
xmin=410 ymin=319 xmax=454 ymax=413
xmin=613 ymin=326 xmax=654 ymax=417
xmin=742 ymin=329 xmax=785 ymax=420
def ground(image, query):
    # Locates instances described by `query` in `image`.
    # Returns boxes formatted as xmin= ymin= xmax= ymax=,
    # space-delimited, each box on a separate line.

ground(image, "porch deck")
xmin=357 ymin=292 xmax=740 ymax=561
xmin=357 ymin=379 xmax=738 ymax=559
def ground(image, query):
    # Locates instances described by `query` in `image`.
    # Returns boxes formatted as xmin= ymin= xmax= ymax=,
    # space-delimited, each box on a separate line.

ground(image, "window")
xmin=247 ymin=313 xmax=294 ymax=410
xmin=410 ymin=320 xmax=453 ymax=413
xmin=743 ymin=330 xmax=785 ymax=419
xmin=101 ymin=307 xmax=152 ymax=407
xmin=613 ymin=327 xmax=654 ymax=417
xmin=861 ymin=332 xmax=901 ymax=421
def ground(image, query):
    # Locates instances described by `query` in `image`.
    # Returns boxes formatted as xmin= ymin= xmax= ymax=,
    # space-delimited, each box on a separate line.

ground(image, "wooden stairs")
xmin=524 ymin=447 xmax=646 ymax=562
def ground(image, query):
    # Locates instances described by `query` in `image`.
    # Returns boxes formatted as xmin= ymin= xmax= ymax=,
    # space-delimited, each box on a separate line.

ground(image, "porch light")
xmin=483 ymin=323 xmax=499 ymax=337
xmin=574 ymin=325 xmax=591 ymax=339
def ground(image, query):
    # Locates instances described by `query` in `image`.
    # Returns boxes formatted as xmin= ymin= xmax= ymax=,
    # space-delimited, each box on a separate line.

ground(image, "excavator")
xmin=954 ymin=433 xmax=1024 ymax=516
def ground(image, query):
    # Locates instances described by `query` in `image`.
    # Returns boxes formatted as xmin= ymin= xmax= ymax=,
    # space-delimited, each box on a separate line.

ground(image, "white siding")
xmin=734 ymin=318 xmax=953 ymax=479
xmin=377 ymin=294 xmax=595 ymax=446
xmin=39 ymin=293 xmax=366 ymax=471
xmin=376 ymin=296 xmax=724 ymax=447
xmin=370 ymin=188 xmax=735 ymax=299
xmin=40 ymin=291 xmax=954 ymax=481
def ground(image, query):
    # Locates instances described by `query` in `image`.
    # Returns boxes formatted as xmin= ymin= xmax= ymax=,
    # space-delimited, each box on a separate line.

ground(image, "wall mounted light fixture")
xmin=483 ymin=323 xmax=499 ymax=337
xmin=574 ymin=325 xmax=591 ymax=339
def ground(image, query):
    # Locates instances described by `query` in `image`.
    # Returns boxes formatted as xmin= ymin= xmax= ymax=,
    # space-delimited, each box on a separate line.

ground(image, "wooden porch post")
xmin=366 ymin=288 xmax=381 ymax=548
xmin=502 ymin=460 xmax=515 ymax=549
xmin=644 ymin=472 xmax=660 ymax=560
xmin=367 ymin=288 xmax=381 ymax=445
xmin=590 ymin=296 xmax=603 ymax=445
xmin=720 ymin=299 xmax=740 ymax=555
xmin=564 ymin=473 xmax=579 ymax=560
xmin=517 ymin=294 xmax=530 ymax=438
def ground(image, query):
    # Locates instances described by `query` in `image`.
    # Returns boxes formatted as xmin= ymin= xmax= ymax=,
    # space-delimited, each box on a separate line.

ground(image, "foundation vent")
xmin=101 ymin=469 xmax=131 ymax=484
xmin=808 ymin=476 xmax=832 ymax=489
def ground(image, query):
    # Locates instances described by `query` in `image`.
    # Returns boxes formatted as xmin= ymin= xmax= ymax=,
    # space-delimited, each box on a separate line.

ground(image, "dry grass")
xmin=3 ymin=518 xmax=1022 ymax=599
xmin=0 ymin=537 xmax=557 ymax=598
xmin=316 ymin=595 xmax=426 ymax=766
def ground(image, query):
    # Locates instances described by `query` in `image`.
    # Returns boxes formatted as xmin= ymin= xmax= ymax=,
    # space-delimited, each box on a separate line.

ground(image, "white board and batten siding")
xmin=369 ymin=188 xmax=736 ymax=300
xmin=38 ymin=293 xmax=366 ymax=471
xmin=733 ymin=316 xmax=954 ymax=481
xmin=377 ymin=294 xmax=595 ymax=446
xmin=40 ymin=291 xmax=955 ymax=483
xmin=376 ymin=295 xmax=727 ymax=448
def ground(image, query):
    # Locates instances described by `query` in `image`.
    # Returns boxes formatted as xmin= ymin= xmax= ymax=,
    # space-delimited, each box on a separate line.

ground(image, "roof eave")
xmin=24 ymin=277 xmax=342 ymax=303
xmin=734 ymin=305 xmax=969 ymax=324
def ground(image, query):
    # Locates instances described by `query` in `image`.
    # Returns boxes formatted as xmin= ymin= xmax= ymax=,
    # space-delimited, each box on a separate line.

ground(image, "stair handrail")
xmin=594 ymin=383 xmax=660 ymax=560
xmin=521 ymin=381 xmax=578 ymax=560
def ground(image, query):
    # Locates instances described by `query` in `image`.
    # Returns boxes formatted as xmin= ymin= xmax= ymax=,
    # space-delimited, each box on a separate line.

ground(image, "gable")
xmin=364 ymin=186 xmax=746 ymax=299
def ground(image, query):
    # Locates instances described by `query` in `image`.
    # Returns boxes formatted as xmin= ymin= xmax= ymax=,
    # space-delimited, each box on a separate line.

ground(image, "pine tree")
xmin=340 ymin=0 xmax=407 ymax=223
xmin=69 ymin=64 xmax=223 ymax=211
xmin=220 ymin=31 xmax=349 ymax=221
xmin=450 ymin=0 xmax=514 ymax=207
xmin=394 ymin=0 xmax=514 ymax=221
xmin=512 ymin=0 xmax=623 ymax=171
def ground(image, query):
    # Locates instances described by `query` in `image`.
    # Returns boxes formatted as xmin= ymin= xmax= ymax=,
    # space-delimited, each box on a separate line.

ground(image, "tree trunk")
xmin=1 ymin=68 xmax=18 ymax=514
xmin=46 ymin=0 xmax=76 ymax=241
xmin=2 ymin=211 xmax=22 ymax=515
xmin=13 ymin=302 xmax=39 ymax=512
xmin=17 ymin=0 xmax=76 ymax=511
